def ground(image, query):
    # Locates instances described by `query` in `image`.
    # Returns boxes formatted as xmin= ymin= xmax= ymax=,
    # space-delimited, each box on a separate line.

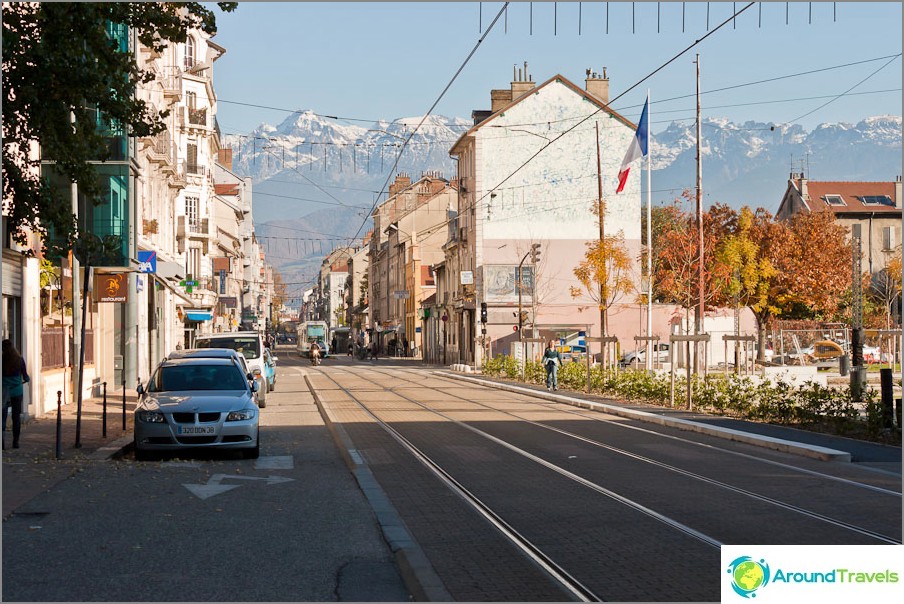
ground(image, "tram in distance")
xmin=297 ymin=320 xmax=329 ymax=358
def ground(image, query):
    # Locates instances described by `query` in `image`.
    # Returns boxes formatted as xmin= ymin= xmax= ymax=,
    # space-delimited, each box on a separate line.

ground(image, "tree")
xmin=868 ymin=253 xmax=901 ymax=329
xmin=715 ymin=206 xmax=779 ymax=361
xmin=570 ymin=232 xmax=634 ymax=337
xmin=771 ymin=210 xmax=852 ymax=320
xmin=2 ymin=2 xmax=237 ymax=254
xmin=653 ymin=196 xmax=732 ymax=328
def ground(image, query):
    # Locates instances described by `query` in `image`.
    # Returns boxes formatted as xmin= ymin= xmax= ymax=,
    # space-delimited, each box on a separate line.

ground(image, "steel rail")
xmin=308 ymin=369 xmax=601 ymax=602
xmin=356 ymin=366 xmax=901 ymax=545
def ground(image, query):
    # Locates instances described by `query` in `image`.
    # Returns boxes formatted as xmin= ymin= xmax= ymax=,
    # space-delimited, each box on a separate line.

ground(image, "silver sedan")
xmin=133 ymin=357 xmax=260 ymax=461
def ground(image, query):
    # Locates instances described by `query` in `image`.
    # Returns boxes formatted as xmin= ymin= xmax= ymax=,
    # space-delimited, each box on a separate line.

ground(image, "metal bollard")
xmin=122 ymin=380 xmax=126 ymax=431
xmin=102 ymin=381 xmax=107 ymax=439
xmin=879 ymin=368 xmax=894 ymax=429
xmin=55 ymin=391 xmax=62 ymax=460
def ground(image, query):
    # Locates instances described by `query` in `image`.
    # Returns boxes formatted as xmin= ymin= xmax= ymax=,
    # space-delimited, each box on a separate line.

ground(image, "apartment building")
xmin=448 ymin=67 xmax=642 ymax=367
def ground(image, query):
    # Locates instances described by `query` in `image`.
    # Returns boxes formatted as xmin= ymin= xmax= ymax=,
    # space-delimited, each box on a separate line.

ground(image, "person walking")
xmin=542 ymin=340 xmax=562 ymax=391
xmin=2 ymin=339 xmax=30 ymax=449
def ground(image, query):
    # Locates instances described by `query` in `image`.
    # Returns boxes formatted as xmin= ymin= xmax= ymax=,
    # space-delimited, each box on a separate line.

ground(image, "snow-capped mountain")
xmin=227 ymin=111 xmax=901 ymax=292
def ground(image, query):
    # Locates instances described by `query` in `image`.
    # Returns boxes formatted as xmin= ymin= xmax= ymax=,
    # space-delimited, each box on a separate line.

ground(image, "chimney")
xmin=389 ymin=172 xmax=412 ymax=197
xmin=491 ymin=89 xmax=513 ymax=112
xmin=217 ymin=148 xmax=233 ymax=170
xmin=895 ymin=175 xmax=902 ymax=209
xmin=584 ymin=67 xmax=609 ymax=105
xmin=797 ymin=172 xmax=808 ymax=199
xmin=511 ymin=61 xmax=535 ymax=99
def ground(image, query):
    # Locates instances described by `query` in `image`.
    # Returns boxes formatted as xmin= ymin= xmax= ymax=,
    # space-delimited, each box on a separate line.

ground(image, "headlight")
xmin=137 ymin=410 xmax=165 ymax=423
xmin=226 ymin=409 xmax=256 ymax=421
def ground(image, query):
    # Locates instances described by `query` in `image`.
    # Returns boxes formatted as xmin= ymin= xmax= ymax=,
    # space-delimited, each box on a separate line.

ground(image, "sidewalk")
xmin=2 ymin=388 xmax=138 ymax=519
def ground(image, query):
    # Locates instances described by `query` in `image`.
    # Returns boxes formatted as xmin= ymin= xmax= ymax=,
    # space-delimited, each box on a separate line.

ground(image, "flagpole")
xmin=645 ymin=90 xmax=653 ymax=371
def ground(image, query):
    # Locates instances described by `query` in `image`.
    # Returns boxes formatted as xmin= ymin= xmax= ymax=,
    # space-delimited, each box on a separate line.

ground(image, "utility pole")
xmin=596 ymin=122 xmax=607 ymax=344
xmin=695 ymin=54 xmax=704 ymax=335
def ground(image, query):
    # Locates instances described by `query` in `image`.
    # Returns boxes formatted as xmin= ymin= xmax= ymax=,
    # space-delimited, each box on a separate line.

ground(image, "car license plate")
xmin=178 ymin=426 xmax=216 ymax=435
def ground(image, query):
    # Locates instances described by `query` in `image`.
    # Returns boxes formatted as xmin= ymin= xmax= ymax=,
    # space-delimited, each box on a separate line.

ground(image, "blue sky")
xmin=210 ymin=2 xmax=902 ymax=136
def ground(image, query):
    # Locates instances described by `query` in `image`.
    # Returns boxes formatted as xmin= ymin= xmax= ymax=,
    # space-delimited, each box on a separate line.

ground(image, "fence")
xmin=40 ymin=327 xmax=94 ymax=369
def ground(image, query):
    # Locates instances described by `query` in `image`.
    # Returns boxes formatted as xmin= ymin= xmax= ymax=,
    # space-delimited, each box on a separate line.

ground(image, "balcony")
xmin=177 ymin=216 xmax=211 ymax=239
xmin=180 ymin=106 xmax=209 ymax=132
xmin=162 ymin=67 xmax=182 ymax=99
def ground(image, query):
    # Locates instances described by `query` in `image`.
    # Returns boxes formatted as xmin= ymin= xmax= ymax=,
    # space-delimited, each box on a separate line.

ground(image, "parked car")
xmin=619 ymin=343 xmax=670 ymax=367
xmin=165 ymin=348 xmax=259 ymax=404
xmin=194 ymin=332 xmax=277 ymax=407
xmin=133 ymin=357 xmax=260 ymax=461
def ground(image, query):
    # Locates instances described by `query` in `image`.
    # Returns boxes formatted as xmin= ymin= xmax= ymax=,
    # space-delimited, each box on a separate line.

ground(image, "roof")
xmin=214 ymin=184 xmax=240 ymax=196
xmin=450 ymin=73 xmax=635 ymax=155
xmin=805 ymin=181 xmax=899 ymax=214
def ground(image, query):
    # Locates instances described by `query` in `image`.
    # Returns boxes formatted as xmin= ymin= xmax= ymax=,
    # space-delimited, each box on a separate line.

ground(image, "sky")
xmin=209 ymin=2 xmax=902 ymax=139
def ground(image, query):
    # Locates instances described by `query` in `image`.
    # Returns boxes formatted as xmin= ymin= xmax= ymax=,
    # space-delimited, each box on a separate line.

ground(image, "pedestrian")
xmin=542 ymin=340 xmax=562 ymax=391
xmin=2 ymin=339 xmax=30 ymax=449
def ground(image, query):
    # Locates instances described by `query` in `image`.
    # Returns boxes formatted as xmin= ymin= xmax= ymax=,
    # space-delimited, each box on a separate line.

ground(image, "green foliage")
xmin=481 ymin=356 xmax=898 ymax=443
xmin=2 ymin=2 xmax=237 ymax=254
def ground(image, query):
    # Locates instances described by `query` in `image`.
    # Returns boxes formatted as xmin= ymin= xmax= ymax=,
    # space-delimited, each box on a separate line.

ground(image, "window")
xmin=185 ymin=196 xmax=200 ymax=232
xmin=187 ymin=142 xmax=200 ymax=174
xmin=824 ymin=195 xmax=846 ymax=207
xmin=186 ymin=247 xmax=201 ymax=280
xmin=184 ymin=37 xmax=195 ymax=70
xmin=185 ymin=91 xmax=197 ymax=110
xmin=883 ymin=226 xmax=896 ymax=251
xmin=860 ymin=195 xmax=893 ymax=206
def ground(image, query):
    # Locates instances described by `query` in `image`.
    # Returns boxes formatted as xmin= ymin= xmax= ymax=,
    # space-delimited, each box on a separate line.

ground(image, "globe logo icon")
xmin=727 ymin=556 xmax=770 ymax=598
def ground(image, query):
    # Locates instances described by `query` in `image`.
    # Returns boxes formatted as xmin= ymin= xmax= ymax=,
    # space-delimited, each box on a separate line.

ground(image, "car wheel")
xmin=269 ymin=379 xmax=276 ymax=393
xmin=258 ymin=381 xmax=267 ymax=408
xmin=243 ymin=431 xmax=260 ymax=459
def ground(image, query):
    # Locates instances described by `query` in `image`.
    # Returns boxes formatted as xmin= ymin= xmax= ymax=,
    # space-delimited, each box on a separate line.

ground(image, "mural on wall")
xmin=484 ymin=265 xmax=534 ymax=302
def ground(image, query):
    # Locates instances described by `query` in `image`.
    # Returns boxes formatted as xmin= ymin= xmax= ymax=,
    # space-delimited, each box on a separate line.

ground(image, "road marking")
xmin=183 ymin=473 xmax=295 ymax=500
xmin=254 ymin=455 xmax=294 ymax=470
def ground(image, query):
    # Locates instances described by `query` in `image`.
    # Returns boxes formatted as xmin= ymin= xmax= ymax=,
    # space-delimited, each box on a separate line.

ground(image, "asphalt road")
xmin=1 ymin=357 xmax=409 ymax=602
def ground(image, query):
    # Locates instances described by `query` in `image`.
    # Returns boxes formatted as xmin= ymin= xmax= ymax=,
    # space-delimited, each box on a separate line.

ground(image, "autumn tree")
xmin=570 ymin=233 xmax=634 ymax=337
xmin=653 ymin=196 xmax=732 ymax=330
xmin=2 ymin=2 xmax=237 ymax=253
xmin=770 ymin=210 xmax=852 ymax=320
xmin=715 ymin=206 xmax=779 ymax=361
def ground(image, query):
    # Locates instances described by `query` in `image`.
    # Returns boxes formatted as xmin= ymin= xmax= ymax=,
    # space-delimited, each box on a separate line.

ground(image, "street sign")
xmin=460 ymin=271 xmax=474 ymax=285
xmin=393 ymin=290 xmax=410 ymax=299
xmin=137 ymin=250 xmax=157 ymax=273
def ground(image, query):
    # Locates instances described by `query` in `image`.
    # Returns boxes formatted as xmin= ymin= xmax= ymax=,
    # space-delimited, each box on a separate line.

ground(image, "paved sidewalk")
xmin=2 ymin=387 xmax=138 ymax=519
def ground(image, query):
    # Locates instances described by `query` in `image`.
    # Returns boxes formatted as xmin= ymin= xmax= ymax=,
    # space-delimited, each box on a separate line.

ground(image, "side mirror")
xmin=271 ymin=357 xmax=279 ymax=363
xmin=246 ymin=372 xmax=254 ymax=381
xmin=136 ymin=384 xmax=145 ymax=395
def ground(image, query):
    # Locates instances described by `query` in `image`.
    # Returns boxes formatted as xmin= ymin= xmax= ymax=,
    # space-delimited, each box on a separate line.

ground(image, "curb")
xmin=304 ymin=374 xmax=453 ymax=602
xmin=435 ymin=370 xmax=853 ymax=463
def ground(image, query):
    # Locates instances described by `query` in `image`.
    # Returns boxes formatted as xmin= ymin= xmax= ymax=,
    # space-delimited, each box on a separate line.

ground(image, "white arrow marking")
xmin=183 ymin=474 xmax=294 ymax=500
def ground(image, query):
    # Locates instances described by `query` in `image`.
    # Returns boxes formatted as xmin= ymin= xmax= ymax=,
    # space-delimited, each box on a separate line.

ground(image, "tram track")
xmin=323 ymin=365 xmax=901 ymax=545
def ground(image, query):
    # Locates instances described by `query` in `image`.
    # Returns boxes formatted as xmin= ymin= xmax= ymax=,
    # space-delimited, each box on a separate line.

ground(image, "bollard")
xmin=896 ymin=398 xmax=902 ymax=430
xmin=879 ymin=368 xmax=894 ymax=429
xmin=102 ymin=381 xmax=107 ymax=439
xmin=122 ymin=380 xmax=127 ymax=431
xmin=55 ymin=391 xmax=62 ymax=460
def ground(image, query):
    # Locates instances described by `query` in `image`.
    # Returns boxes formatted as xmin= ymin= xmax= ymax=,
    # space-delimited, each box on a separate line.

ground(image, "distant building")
xmin=776 ymin=173 xmax=903 ymax=276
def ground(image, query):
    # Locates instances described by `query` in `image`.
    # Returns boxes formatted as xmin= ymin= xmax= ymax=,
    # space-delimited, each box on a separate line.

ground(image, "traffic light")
xmin=530 ymin=243 xmax=541 ymax=264
xmin=480 ymin=302 xmax=487 ymax=323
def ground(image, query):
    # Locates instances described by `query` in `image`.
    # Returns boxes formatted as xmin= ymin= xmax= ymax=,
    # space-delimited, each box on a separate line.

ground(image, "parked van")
xmin=194 ymin=331 xmax=278 ymax=407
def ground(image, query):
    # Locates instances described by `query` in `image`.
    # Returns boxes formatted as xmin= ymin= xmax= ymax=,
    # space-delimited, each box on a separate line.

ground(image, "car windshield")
xmin=148 ymin=364 xmax=248 ymax=392
xmin=196 ymin=337 xmax=261 ymax=360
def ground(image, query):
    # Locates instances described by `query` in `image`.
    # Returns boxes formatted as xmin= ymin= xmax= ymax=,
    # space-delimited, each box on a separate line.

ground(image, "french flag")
xmin=615 ymin=95 xmax=649 ymax=194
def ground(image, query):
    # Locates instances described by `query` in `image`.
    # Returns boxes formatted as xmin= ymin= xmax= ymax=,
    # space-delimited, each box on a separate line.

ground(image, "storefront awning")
xmin=157 ymin=261 xmax=184 ymax=281
xmin=185 ymin=310 xmax=213 ymax=322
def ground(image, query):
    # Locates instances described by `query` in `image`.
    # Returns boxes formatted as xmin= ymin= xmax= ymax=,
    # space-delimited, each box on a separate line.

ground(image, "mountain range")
xmin=223 ymin=111 xmax=902 ymax=299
